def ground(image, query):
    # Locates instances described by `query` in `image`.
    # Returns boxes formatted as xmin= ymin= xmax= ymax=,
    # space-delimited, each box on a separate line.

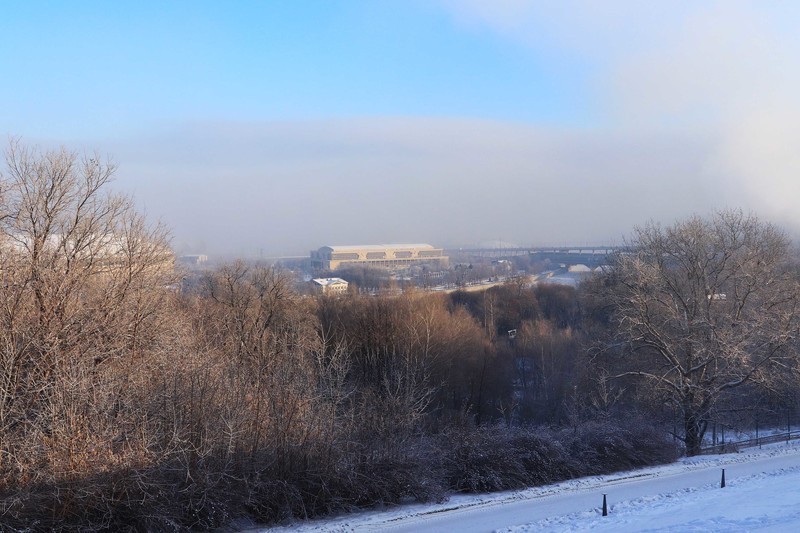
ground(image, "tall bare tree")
xmin=0 ymin=139 xmax=174 ymax=430
xmin=600 ymin=210 xmax=800 ymax=455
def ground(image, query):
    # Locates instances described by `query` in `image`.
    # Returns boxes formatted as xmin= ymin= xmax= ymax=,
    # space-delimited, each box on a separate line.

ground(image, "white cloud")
xmin=438 ymin=1 xmax=800 ymax=237
xmin=439 ymin=1 xmax=686 ymax=60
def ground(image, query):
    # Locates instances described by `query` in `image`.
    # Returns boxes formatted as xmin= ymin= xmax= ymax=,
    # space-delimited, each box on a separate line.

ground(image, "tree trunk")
xmin=684 ymin=409 xmax=706 ymax=456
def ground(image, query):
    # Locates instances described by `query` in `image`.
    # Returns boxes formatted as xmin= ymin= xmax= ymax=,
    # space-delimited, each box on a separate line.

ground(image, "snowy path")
xmin=372 ymin=451 xmax=800 ymax=532
xmin=263 ymin=442 xmax=800 ymax=532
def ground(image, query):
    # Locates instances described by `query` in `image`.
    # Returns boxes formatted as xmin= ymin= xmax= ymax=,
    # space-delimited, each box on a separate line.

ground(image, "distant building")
xmin=310 ymin=244 xmax=448 ymax=271
xmin=0 ymin=232 xmax=175 ymax=282
xmin=312 ymin=277 xmax=349 ymax=295
xmin=178 ymin=254 xmax=208 ymax=266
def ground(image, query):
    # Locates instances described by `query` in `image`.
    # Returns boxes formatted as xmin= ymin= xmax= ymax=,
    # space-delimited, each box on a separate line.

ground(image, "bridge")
xmin=448 ymin=246 xmax=630 ymax=268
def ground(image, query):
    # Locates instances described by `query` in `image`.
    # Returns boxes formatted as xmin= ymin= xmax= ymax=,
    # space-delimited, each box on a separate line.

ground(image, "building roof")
xmin=321 ymin=244 xmax=437 ymax=252
xmin=312 ymin=277 xmax=349 ymax=286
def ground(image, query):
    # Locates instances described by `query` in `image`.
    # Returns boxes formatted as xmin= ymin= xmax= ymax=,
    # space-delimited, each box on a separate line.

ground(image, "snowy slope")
xmin=261 ymin=441 xmax=800 ymax=532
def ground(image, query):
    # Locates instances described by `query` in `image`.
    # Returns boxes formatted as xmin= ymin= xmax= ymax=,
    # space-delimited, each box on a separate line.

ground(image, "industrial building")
xmin=310 ymin=244 xmax=448 ymax=271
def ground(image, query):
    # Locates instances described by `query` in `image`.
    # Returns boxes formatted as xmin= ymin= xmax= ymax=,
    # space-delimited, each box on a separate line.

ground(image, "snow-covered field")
xmin=261 ymin=440 xmax=800 ymax=532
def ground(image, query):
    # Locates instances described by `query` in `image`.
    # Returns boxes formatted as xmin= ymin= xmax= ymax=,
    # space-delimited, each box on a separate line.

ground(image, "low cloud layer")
xmin=101 ymin=118 xmax=743 ymax=256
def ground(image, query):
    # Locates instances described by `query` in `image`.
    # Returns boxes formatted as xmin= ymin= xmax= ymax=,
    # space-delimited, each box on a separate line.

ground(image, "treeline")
xmin=0 ymin=251 xmax=676 ymax=530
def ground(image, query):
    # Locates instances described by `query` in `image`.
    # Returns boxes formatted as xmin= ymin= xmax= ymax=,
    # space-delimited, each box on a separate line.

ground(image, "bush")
xmin=441 ymin=421 xmax=678 ymax=494
xmin=442 ymin=426 xmax=574 ymax=493
xmin=560 ymin=420 xmax=681 ymax=475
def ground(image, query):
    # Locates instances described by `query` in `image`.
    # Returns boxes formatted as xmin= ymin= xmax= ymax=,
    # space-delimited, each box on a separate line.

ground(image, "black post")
xmin=788 ymin=408 xmax=791 ymax=444
xmin=602 ymin=494 xmax=608 ymax=516
xmin=756 ymin=420 xmax=760 ymax=448
xmin=721 ymin=468 xmax=726 ymax=488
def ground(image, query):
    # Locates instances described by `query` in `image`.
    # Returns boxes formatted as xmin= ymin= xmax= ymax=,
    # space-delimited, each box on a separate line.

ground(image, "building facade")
xmin=311 ymin=277 xmax=349 ymax=295
xmin=310 ymin=244 xmax=448 ymax=271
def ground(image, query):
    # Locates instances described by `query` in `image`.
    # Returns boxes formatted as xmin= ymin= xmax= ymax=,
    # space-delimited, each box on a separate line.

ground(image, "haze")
xmin=2 ymin=1 xmax=799 ymax=256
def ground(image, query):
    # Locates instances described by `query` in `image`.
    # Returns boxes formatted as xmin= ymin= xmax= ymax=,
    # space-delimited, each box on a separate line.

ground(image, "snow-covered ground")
xmin=260 ymin=440 xmax=800 ymax=532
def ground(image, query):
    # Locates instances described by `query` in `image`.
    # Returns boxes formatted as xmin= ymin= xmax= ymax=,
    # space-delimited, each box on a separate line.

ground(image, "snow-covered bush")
xmin=560 ymin=420 xmax=680 ymax=475
xmin=441 ymin=421 xmax=678 ymax=494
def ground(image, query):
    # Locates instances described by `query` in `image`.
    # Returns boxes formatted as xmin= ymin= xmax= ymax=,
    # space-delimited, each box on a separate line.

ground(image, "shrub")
xmin=441 ymin=421 xmax=678 ymax=494
xmin=442 ymin=425 xmax=575 ymax=493
xmin=560 ymin=420 xmax=681 ymax=475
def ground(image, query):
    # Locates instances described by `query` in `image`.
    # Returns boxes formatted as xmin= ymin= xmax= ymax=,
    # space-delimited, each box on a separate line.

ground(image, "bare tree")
xmin=0 ymin=139 xmax=175 ymax=436
xmin=599 ymin=210 xmax=800 ymax=455
xmin=201 ymin=261 xmax=293 ymax=363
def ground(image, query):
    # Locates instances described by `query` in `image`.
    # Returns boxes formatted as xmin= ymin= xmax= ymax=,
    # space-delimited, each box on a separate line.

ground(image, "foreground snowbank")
xmin=506 ymin=463 xmax=800 ymax=532
xmin=261 ymin=441 xmax=800 ymax=532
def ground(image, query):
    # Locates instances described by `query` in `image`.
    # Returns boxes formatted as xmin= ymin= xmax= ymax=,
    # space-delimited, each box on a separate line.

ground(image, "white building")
xmin=311 ymin=277 xmax=349 ymax=295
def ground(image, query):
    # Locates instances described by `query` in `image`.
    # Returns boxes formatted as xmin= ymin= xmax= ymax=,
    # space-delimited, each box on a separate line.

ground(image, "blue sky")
xmin=1 ymin=1 xmax=589 ymax=139
xmin=2 ymin=1 xmax=800 ymax=255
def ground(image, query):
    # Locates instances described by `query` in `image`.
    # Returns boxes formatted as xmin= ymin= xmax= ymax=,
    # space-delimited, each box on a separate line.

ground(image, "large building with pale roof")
xmin=310 ymin=244 xmax=448 ymax=271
